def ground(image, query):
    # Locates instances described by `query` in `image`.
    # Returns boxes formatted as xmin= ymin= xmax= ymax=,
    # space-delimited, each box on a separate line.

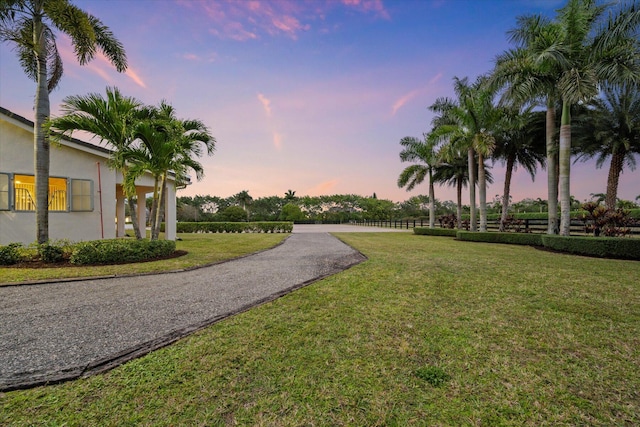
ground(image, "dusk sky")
xmin=1 ymin=0 xmax=638 ymax=204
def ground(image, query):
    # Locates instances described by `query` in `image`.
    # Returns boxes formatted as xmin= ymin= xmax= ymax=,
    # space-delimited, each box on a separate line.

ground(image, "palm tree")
xmin=129 ymin=102 xmax=215 ymax=239
xmin=549 ymin=0 xmax=640 ymax=235
xmin=397 ymin=135 xmax=440 ymax=228
xmin=493 ymin=14 xmax=563 ymax=234
xmin=492 ymin=108 xmax=546 ymax=231
xmin=49 ymin=87 xmax=146 ymax=239
xmin=429 ymin=76 xmax=499 ymax=232
xmin=284 ymin=190 xmax=297 ymax=203
xmin=0 ymin=0 xmax=126 ymax=243
xmin=575 ymin=83 xmax=640 ymax=210
xmin=233 ymin=190 xmax=253 ymax=221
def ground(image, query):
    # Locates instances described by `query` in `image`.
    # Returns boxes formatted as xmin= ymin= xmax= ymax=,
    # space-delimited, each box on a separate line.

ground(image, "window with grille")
xmin=14 ymin=175 xmax=67 ymax=211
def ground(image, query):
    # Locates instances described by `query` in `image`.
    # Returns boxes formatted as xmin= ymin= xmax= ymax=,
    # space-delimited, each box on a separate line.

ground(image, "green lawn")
xmin=0 ymin=233 xmax=287 ymax=285
xmin=2 ymin=233 xmax=639 ymax=425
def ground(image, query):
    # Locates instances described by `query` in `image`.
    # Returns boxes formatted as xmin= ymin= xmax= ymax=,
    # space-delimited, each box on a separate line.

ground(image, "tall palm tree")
xmin=49 ymin=87 xmax=146 ymax=239
xmin=429 ymin=76 xmax=499 ymax=232
xmin=0 ymin=0 xmax=126 ymax=243
xmin=550 ymin=0 xmax=640 ymax=234
xmin=492 ymin=108 xmax=546 ymax=231
xmin=493 ymin=14 xmax=565 ymax=234
xmin=397 ymin=135 xmax=440 ymax=228
xmin=575 ymin=83 xmax=640 ymax=209
xmin=129 ymin=102 xmax=215 ymax=239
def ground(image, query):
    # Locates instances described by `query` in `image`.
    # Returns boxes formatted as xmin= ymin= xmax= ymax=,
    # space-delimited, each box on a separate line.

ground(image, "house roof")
xmin=0 ymin=106 xmax=189 ymax=185
xmin=0 ymin=105 xmax=112 ymax=156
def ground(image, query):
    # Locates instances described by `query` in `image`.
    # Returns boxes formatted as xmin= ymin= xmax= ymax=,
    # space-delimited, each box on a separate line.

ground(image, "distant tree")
xmin=220 ymin=205 xmax=247 ymax=222
xmin=280 ymin=203 xmax=305 ymax=222
xmin=284 ymin=190 xmax=297 ymax=203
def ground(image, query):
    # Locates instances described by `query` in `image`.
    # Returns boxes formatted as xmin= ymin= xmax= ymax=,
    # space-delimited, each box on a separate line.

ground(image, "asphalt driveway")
xmin=0 ymin=230 xmax=368 ymax=391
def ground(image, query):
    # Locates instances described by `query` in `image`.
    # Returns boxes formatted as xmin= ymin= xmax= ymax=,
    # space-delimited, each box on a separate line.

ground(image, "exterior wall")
xmin=0 ymin=118 xmax=116 ymax=245
xmin=0 ymin=109 xmax=179 ymax=245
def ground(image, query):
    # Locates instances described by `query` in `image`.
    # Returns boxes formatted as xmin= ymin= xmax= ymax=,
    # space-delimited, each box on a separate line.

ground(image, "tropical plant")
xmin=128 ymin=102 xmax=215 ymax=240
xmin=397 ymin=135 xmax=440 ymax=228
xmin=575 ymin=83 xmax=640 ymax=210
xmin=49 ymin=87 xmax=146 ymax=239
xmin=547 ymin=0 xmax=639 ymax=234
xmin=0 ymin=0 xmax=126 ymax=243
xmin=233 ymin=190 xmax=253 ymax=221
xmin=492 ymin=108 xmax=546 ymax=231
xmin=493 ymin=14 xmax=563 ymax=234
xmin=429 ymin=76 xmax=500 ymax=232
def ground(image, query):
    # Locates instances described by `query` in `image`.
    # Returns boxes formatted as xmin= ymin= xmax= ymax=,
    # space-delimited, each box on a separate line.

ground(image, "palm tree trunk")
xmin=499 ymin=154 xmax=515 ymax=232
xmin=478 ymin=153 xmax=487 ymax=232
xmin=34 ymin=16 xmax=50 ymax=244
xmin=153 ymin=173 xmax=167 ymax=240
xmin=546 ymin=104 xmax=559 ymax=234
xmin=428 ymin=171 xmax=435 ymax=229
xmin=559 ymin=102 xmax=572 ymax=236
xmin=149 ymin=177 xmax=160 ymax=238
xmin=605 ymin=149 xmax=624 ymax=210
xmin=468 ymin=147 xmax=477 ymax=232
xmin=456 ymin=180 xmax=463 ymax=229
xmin=127 ymin=197 xmax=142 ymax=239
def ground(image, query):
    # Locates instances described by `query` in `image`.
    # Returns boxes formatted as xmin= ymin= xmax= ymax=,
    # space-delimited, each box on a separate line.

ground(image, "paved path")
xmin=0 ymin=230 xmax=369 ymax=391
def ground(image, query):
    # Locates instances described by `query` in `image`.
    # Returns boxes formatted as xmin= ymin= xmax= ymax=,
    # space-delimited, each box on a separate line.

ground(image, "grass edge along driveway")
xmin=2 ymin=232 xmax=639 ymax=425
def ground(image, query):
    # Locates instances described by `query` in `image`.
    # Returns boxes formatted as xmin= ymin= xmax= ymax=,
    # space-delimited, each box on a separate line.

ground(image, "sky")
xmin=1 ymin=0 xmax=638 ymax=204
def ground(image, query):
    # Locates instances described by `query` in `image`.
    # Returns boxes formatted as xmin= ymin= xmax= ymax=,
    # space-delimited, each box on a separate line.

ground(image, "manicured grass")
xmin=2 ymin=233 xmax=639 ymax=425
xmin=0 ymin=233 xmax=287 ymax=285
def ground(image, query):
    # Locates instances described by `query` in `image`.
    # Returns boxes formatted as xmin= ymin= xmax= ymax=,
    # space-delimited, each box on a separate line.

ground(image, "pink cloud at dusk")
xmin=391 ymin=73 xmax=442 ymax=116
xmin=257 ymin=93 xmax=273 ymax=117
xmin=342 ymin=0 xmax=391 ymax=20
xmin=307 ymin=179 xmax=341 ymax=196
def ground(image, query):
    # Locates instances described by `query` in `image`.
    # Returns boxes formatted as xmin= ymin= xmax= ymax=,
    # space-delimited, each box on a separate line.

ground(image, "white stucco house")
xmin=0 ymin=106 xmax=180 ymax=245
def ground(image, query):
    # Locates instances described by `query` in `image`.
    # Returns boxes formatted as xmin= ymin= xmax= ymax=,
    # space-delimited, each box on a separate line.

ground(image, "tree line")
xmin=398 ymin=0 xmax=640 ymax=235
xmin=174 ymin=191 xmax=640 ymax=224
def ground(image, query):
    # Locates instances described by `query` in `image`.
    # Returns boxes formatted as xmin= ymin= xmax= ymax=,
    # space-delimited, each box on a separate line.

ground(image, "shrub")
xmin=414 ymin=227 xmax=458 ymax=237
xmin=175 ymin=222 xmax=293 ymax=234
xmin=70 ymin=239 xmax=176 ymax=265
xmin=455 ymin=231 xmax=544 ymax=247
xmin=541 ymin=235 xmax=640 ymax=260
xmin=38 ymin=242 xmax=66 ymax=263
xmin=0 ymin=243 xmax=23 ymax=265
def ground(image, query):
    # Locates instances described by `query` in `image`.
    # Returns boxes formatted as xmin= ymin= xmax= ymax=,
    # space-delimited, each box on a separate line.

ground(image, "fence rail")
xmin=351 ymin=218 xmax=640 ymax=236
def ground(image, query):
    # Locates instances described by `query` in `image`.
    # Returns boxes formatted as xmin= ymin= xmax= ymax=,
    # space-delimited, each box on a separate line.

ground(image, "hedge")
xmin=413 ymin=227 xmax=458 ymax=237
xmin=70 ymin=239 xmax=176 ymax=265
xmin=174 ymin=222 xmax=293 ymax=233
xmin=455 ymin=231 xmax=544 ymax=247
xmin=447 ymin=231 xmax=639 ymax=260
xmin=541 ymin=235 xmax=640 ymax=260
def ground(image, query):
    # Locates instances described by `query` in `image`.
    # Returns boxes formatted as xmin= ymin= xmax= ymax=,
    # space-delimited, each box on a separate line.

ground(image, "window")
xmin=71 ymin=179 xmax=93 ymax=211
xmin=0 ymin=173 xmax=9 ymax=210
xmin=14 ymin=175 xmax=67 ymax=211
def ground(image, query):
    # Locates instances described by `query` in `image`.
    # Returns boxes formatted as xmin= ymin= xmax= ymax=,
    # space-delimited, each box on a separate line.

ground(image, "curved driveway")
xmin=0 ymin=227 xmax=389 ymax=391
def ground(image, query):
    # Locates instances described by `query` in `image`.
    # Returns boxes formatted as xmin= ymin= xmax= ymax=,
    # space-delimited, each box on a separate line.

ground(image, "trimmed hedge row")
xmin=413 ymin=227 xmax=458 ymax=237
xmin=456 ymin=231 xmax=544 ymax=247
xmin=174 ymin=222 xmax=293 ymax=233
xmin=70 ymin=239 xmax=176 ymax=265
xmin=460 ymin=208 xmax=640 ymax=221
xmin=449 ymin=231 xmax=639 ymax=260
xmin=541 ymin=235 xmax=640 ymax=260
